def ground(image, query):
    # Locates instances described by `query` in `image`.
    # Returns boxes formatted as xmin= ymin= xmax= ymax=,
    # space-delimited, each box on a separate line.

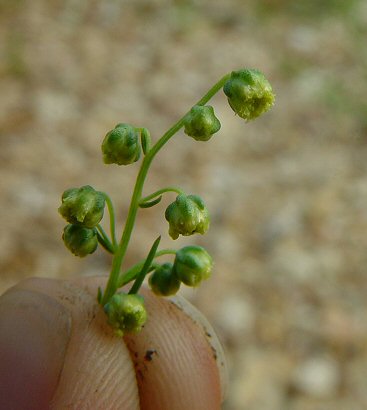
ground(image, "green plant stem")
xmin=96 ymin=225 xmax=115 ymax=254
xmin=139 ymin=186 xmax=185 ymax=205
xmin=118 ymin=248 xmax=177 ymax=287
xmin=102 ymin=192 xmax=117 ymax=250
xmin=101 ymin=73 xmax=231 ymax=305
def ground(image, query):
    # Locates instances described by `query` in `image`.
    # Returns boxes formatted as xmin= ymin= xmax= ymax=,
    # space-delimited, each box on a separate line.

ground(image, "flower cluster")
xmin=58 ymin=68 xmax=274 ymax=335
xmin=149 ymin=245 xmax=213 ymax=296
xmin=59 ymin=185 xmax=105 ymax=257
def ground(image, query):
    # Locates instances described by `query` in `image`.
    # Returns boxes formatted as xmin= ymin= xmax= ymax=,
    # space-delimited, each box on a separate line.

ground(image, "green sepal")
xmin=58 ymin=185 xmax=105 ymax=228
xmin=184 ymin=105 xmax=221 ymax=141
xmin=102 ymin=123 xmax=141 ymax=165
xmin=149 ymin=262 xmax=181 ymax=296
xmin=140 ymin=128 xmax=151 ymax=155
xmin=104 ymin=292 xmax=147 ymax=336
xmin=223 ymin=68 xmax=275 ymax=121
xmin=62 ymin=224 xmax=98 ymax=257
xmin=173 ymin=245 xmax=212 ymax=287
xmin=165 ymin=194 xmax=210 ymax=240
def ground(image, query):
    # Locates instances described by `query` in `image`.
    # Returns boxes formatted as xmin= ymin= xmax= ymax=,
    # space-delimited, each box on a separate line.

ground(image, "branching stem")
xmin=100 ymin=73 xmax=231 ymax=305
xmin=139 ymin=186 xmax=184 ymax=206
xmin=118 ymin=248 xmax=177 ymax=287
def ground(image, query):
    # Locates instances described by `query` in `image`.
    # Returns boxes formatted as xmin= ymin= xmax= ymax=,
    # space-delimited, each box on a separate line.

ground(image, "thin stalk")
xmin=96 ymin=225 xmax=115 ymax=254
xmin=102 ymin=193 xmax=118 ymax=250
xmin=118 ymin=248 xmax=177 ymax=287
xmin=101 ymin=73 xmax=231 ymax=305
xmin=139 ymin=186 xmax=185 ymax=205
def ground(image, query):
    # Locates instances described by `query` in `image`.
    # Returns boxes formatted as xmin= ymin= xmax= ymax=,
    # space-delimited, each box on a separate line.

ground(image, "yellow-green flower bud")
xmin=223 ymin=68 xmax=275 ymax=121
xmin=184 ymin=105 xmax=221 ymax=141
xmin=165 ymin=194 xmax=210 ymax=240
xmin=62 ymin=224 xmax=98 ymax=257
xmin=173 ymin=245 xmax=212 ymax=287
xmin=104 ymin=292 xmax=147 ymax=336
xmin=148 ymin=263 xmax=181 ymax=296
xmin=102 ymin=123 xmax=141 ymax=165
xmin=58 ymin=185 xmax=105 ymax=228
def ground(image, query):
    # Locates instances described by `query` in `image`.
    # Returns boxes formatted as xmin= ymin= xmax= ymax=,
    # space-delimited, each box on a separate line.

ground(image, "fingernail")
xmin=0 ymin=288 xmax=71 ymax=410
xmin=169 ymin=295 xmax=228 ymax=402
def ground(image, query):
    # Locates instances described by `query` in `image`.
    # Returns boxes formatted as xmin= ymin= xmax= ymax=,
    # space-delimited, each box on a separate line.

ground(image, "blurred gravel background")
xmin=1 ymin=1 xmax=367 ymax=409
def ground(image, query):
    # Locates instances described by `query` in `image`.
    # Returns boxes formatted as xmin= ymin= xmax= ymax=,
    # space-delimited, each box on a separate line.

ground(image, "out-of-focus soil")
xmin=1 ymin=1 xmax=367 ymax=408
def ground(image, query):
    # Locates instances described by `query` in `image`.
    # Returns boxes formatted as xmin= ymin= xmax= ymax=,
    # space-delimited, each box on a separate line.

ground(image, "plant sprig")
xmin=58 ymin=68 xmax=275 ymax=336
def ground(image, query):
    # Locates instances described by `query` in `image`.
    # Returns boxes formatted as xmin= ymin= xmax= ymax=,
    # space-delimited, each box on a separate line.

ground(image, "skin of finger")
xmin=0 ymin=288 xmax=71 ymax=410
xmin=167 ymin=293 xmax=227 ymax=402
xmin=78 ymin=277 xmax=225 ymax=410
xmin=124 ymin=288 xmax=223 ymax=410
xmin=17 ymin=277 xmax=140 ymax=410
xmin=18 ymin=277 xmax=224 ymax=409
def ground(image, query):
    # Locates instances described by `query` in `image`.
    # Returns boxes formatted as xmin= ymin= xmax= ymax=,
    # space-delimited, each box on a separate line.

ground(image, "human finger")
xmin=0 ymin=276 xmax=226 ymax=409
xmin=0 ymin=277 xmax=140 ymax=410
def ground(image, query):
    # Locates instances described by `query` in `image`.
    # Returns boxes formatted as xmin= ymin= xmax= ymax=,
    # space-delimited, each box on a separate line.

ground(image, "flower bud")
xmin=104 ymin=292 xmax=147 ymax=336
xmin=62 ymin=224 xmax=98 ymax=257
xmin=165 ymin=194 xmax=210 ymax=240
xmin=223 ymin=68 xmax=275 ymax=121
xmin=148 ymin=263 xmax=181 ymax=296
xmin=173 ymin=245 xmax=212 ymax=287
xmin=58 ymin=185 xmax=105 ymax=228
xmin=102 ymin=123 xmax=141 ymax=165
xmin=183 ymin=105 xmax=221 ymax=141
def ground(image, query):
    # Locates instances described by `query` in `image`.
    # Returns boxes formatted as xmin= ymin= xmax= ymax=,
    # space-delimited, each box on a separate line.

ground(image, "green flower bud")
xmin=148 ymin=262 xmax=181 ymax=296
xmin=183 ymin=105 xmax=221 ymax=141
xmin=165 ymin=194 xmax=210 ymax=240
xmin=102 ymin=123 xmax=141 ymax=165
xmin=223 ymin=68 xmax=275 ymax=121
xmin=62 ymin=224 xmax=98 ymax=257
xmin=173 ymin=245 xmax=212 ymax=287
xmin=104 ymin=292 xmax=147 ymax=336
xmin=58 ymin=185 xmax=105 ymax=228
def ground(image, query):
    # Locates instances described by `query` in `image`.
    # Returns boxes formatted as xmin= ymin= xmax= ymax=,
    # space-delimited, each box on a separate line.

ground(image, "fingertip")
xmin=1 ymin=277 xmax=226 ymax=410
xmin=124 ymin=288 xmax=225 ymax=410
xmin=1 ymin=277 xmax=141 ymax=410
xmin=169 ymin=294 xmax=228 ymax=402
xmin=41 ymin=278 xmax=140 ymax=410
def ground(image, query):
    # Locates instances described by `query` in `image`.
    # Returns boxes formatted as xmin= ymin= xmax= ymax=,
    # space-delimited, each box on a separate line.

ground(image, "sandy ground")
xmin=1 ymin=1 xmax=367 ymax=409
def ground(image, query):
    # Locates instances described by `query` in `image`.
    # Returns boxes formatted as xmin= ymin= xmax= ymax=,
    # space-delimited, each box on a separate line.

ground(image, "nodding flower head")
xmin=62 ymin=224 xmax=98 ymax=257
xmin=102 ymin=123 xmax=141 ymax=165
xmin=148 ymin=262 xmax=181 ymax=296
xmin=58 ymin=185 xmax=105 ymax=228
xmin=104 ymin=292 xmax=147 ymax=336
xmin=173 ymin=245 xmax=213 ymax=287
xmin=223 ymin=69 xmax=275 ymax=121
xmin=165 ymin=194 xmax=210 ymax=240
xmin=183 ymin=105 xmax=221 ymax=142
